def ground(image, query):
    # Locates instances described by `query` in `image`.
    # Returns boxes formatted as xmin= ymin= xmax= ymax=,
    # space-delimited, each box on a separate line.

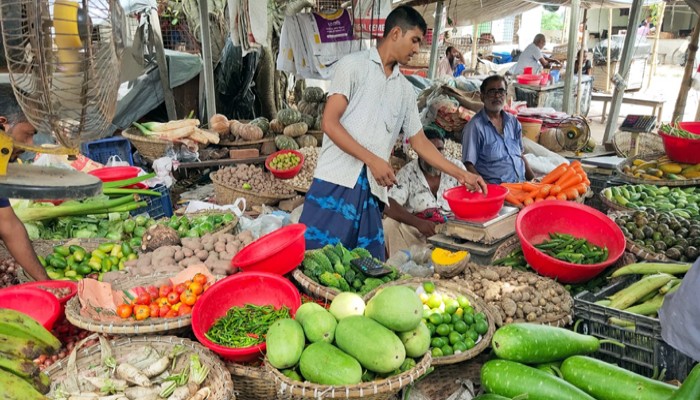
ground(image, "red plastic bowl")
xmin=659 ymin=122 xmax=700 ymax=164
xmin=516 ymin=201 xmax=625 ymax=284
xmin=88 ymin=166 xmax=140 ymax=182
xmin=14 ymin=281 xmax=77 ymax=306
xmin=0 ymin=287 xmax=61 ymax=330
xmin=443 ymin=184 xmax=509 ymax=221
xmin=191 ymin=272 xmax=301 ymax=362
xmin=231 ymin=223 xmax=307 ymax=275
xmin=517 ymin=74 xmax=541 ymax=85
xmin=265 ymin=150 xmax=305 ymax=180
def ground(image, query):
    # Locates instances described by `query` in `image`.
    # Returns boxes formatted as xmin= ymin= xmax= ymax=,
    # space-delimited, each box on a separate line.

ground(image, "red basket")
xmin=265 ymin=150 xmax=305 ymax=180
xmin=516 ymin=201 xmax=625 ymax=284
xmin=443 ymin=184 xmax=508 ymax=222
xmin=0 ymin=287 xmax=61 ymax=330
xmin=659 ymin=122 xmax=700 ymax=164
xmin=231 ymin=223 xmax=306 ymax=275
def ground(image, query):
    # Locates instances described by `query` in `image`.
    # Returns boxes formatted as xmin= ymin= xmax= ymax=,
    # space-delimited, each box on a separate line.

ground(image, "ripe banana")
xmin=0 ymin=367 xmax=46 ymax=399
xmin=0 ymin=351 xmax=38 ymax=379
xmin=0 ymin=308 xmax=61 ymax=352
xmin=0 ymin=334 xmax=51 ymax=360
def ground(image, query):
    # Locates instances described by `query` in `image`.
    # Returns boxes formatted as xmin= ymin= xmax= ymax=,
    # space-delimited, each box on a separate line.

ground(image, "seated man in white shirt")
xmin=437 ymin=46 xmax=465 ymax=78
xmin=512 ymin=34 xmax=560 ymax=75
xmin=383 ymin=126 xmax=466 ymax=255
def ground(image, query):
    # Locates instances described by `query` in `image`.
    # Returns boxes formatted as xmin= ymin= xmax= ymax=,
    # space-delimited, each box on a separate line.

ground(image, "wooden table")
xmin=592 ymin=93 xmax=665 ymax=123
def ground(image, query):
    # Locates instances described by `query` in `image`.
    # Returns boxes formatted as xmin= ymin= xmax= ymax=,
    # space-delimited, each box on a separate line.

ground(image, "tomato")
xmin=156 ymin=297 xmax=170 ymax=307
xmin=134 ymin=305 xmax=150 ymax=321
xmin=166 ymin=292 xmax=180 ymax=305
xmin=188 ymin=282 xmax=204 ymax=296
xmin=193 ymin=273 xmax=207 ymax=285
xmin=159 ymin=305 xmax=171 ymax=318
xmin=135 ymin=292 xmax=151 ymax=306
xmin=177 ymin=304 xmax=192 ymax=316
xmin=116 ymin=304 xmax=133 ymax=319
xmin=180 ymin=290 xmax=197 ymax=306
xmin=203 ymin=282 xmax=212 ymax=292
xmin=174 ymin=283 xmax=187 ymax=295
xmin=158 ymin=285 xmax=172 ymax=298
xmin=171 ymin=302 xmax=181 ymax=312
xmin=184 ymin=280 xmax=193 ymax=287
xmin=149 ymin=304 xmax=160 ymax=318
xmin=146 ymin=286 xmax=159 ymax=300
xmin=164 ymin=309 xmax=178 ymax=318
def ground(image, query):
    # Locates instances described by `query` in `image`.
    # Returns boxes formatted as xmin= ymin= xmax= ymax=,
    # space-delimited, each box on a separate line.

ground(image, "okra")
xmin=610 ymin=262 xmax=692 ymax=278
xmin=607 ymin=273 xmax=675 ymax=310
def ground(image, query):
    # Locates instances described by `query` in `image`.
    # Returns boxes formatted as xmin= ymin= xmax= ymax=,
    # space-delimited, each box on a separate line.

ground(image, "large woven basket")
xmin=16 ymin=238 xmax=111 ymax=283
xmin=362 ymin=279 xmax=496 ymax=366
xmin=408 ymin=352 xmax=491 ymax=399
xmin=227 ymin=363 xmax=277 ymax=400
xmin=65 ymin=272 xmax=200 ymax=335
xmin=121 ymin=128 xmax=173 ymax=161
xmin=210 ymin=170 xmax=296 ymax=208
xmin=613 ymin=131 xmax=665 ymax=158
xmin=599 ymin=191 xmax=634 ymax=213
xmin=44 ymin=334 xmax=234 ymax=399
xmin=266 ymin=352 xmax=432 ymax=400
xmin=292 ymin=267 xmax=340 ymax=303
xmin=616 ymin=152 xmax=700 ymax=187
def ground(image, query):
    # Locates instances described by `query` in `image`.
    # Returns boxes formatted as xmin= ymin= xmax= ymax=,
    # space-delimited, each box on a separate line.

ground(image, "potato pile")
xmin=407 ymin=139 xmax=462 ymax=161
xmin=214 ymin=164 xmax=296 ymax=196
xmin=287 ymin=146 xmax=319 ymax=190
xmin=453 ymin=264 xmax=573 ymax=326
xmin=112 ymin=231 xmax=255 ymax=280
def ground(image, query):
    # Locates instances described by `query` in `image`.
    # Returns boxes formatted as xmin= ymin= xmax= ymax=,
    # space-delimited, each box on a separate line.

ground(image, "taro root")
xmin=141 ymin=224 xmax=180 ymax=252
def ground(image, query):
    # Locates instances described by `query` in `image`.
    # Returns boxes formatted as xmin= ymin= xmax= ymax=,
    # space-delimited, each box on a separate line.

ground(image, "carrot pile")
xmin=501 ymin=161 xmax=590 ymax=208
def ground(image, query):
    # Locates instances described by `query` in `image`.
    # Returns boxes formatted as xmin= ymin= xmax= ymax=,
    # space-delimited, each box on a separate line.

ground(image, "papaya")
xmin=294 ymin=302 xmax=325 ymax=326
xmin=298 ymin=342 xmax=363 ymax=385
xmin=301 ymin=308 xmax=337 ymax=343
xmin=365 ymin=285 xmax=423 ymax=332
xmin=659 ymin=163 xmax=683 ymax=174
xmin=266 ymin=319 xmax=305 ymax=369
xmin=684 ymin=171 xmax=700 ymax=179
xmin=335 ymin=315 xmax=406 ymax=374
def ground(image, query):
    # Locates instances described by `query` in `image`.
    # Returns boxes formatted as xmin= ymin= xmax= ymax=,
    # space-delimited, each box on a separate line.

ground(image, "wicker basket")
xmin=613 ymin=131 xmax=665 ymax=158
xmin=599 ymin=192 xmax=634 ymax=213
xmin=616 ymin=152 xmax=700 ymax=187
xmin=491 ymin=235 xmax=521 ymax=264
xmin=409 ymin=352 xmax=490 ymax=399
xmin=65 ymin=272 xmax=199 ymax=335
xmin=16 ymin=238 xmax=111 ymax=283
xmin=44 ymin=334 xmax=234 ymax=399
xmin=292 ymin=267 xmax=340 ymax=303
xmin=227 ymin=363 xmax=277 ymax=400
xmin=607 ymin=211 xmax=670 ymax=262
xmin=266 ymin=352 xmax=432 ymax=400
xmin=210 ymin=171 xmax=296 ymax=208
xmin=362 ymin=279 xmax=495 ymax=366
xmin=121 ymin=128 xmax=173 ymax=161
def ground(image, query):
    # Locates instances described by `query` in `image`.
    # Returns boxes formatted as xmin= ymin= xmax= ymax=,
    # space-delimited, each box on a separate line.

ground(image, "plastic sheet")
xmin=215 ymin=38 xmax=260 ymax=120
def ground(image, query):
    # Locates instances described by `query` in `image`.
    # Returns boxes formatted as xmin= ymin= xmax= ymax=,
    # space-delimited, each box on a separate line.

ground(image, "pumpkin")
xmin=303 ymin=86 xmax=325 ymax=103
xmin=228 ymin=120 xmax=242 ymax=138
xmin=270 ymin=119 xmax=285 ymax=134
xmin=313 ymin=116 xmax=322 ymax=131
xmin=209 ymin=113 xmax=230 ymax=135
xmin=296 ymin=134 xmax=318 ymax=148
xmin=300 ymin=114 xmax=315 ymax=128
xmin=232 ymin=123 xmax=264 ymax=141
xmin=275 ymin=134 xmax=299 ymax=150
xmin=278 ymin=108 xmax=302 ymax=126
xmin=260 ymin=140 xmax=277 ymax=155
xmin=250 ymin=117 xmax=270 ymax=134
xmin=431 ymin=248 xmax=470 ymax=278
xmin=283 ymin=122 xmax=308 ymax=138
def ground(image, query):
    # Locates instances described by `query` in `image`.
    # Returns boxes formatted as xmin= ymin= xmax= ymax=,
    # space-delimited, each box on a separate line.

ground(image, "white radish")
xmin=187 ymin=387 xmax=211 ymax=400
xmin=123 ymin=386 xmax=161 ymax=400
xmin=115 ymin=363 xmax=152 ymax=387
xmin=84 ymin=376 xmax=128 ymax=392
xmin=140 ymin=356 xmax=170 ymax=378
xmin=167 ymin=384 xmax=195 ymax=400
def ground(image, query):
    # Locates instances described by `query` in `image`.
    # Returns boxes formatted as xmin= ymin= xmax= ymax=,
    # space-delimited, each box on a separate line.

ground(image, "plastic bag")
xmin=148 ymin=157 xmax=178 ymax=188
xmin=238 ymin=213 xmax=288 ymax=239
xmin=105 ymin=155 xmax=130 ymax=167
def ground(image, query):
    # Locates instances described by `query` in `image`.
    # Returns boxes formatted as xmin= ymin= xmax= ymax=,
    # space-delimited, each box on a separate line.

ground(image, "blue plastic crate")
xmin=130 ymin=184 xmax=174 ymax=219
xmin=81 ymin=137 xmax=133 ymax=166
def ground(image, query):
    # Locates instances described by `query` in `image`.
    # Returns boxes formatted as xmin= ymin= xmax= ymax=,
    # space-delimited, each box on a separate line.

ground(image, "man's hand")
xmin=368 ymin=156 xmax=398 ymax=187
xmin=457 ymin=170 xmax=488 ymax=194
xmin=415 ymin=219 xmax=437 ymax=237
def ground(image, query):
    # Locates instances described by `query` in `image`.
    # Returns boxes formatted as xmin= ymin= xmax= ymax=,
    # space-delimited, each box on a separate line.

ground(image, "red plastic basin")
xmin=443 ymin=184 xmax=509 ymax=222
xmin=14 ymin=281 xmax=77 ymax=306
xmin=265 ymin=150 xmax=305 ymax=180
xmin=659 ymin=122 xmax=700 ymax=164
xmin=231 ymin=223 xmax=306 ymax=275
xmin=88 ymin=166 xmax=147 ymax=189
xmin=517 ymin=74 xmax=541 ymax=85
xmin=516 ymin=201 xmax=625 ymax=284
xmin=0 ymin=287 xmax=61 ymax=330
xmin=191 ymin=272 xmax=301 ymax=362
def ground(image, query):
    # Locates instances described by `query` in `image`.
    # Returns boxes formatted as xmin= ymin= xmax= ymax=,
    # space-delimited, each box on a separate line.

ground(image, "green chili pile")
xmin=535 ymin=233 xmax=609 ymax=264
xmin=205 ymin=304 xmax=291 ymax=348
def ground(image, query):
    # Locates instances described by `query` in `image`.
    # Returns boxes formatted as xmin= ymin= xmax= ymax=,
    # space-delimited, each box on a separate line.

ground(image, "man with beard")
xmin=383 ymin=126 xmax=465 ymax=255
xmin=461 ymin=75 xmax=534 ymax=184
xmin=437 ymin=46 xmax=465 ymax=78
xmin=0 ymin=86 xmax=49 ymax=281
xmin=512 ymin=34 xmax=560 ymax=75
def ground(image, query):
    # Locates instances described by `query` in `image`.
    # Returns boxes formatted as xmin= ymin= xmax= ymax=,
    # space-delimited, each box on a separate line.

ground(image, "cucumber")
xmin=481 ymin=360 xmax=595 ymax=400
xmin=667 ymin=363 xmax=700 ymax=399
xmin=491 ymin=323 xmax=605 ymax=363
xmin=561 ymin=356 xmax=678 ymax=400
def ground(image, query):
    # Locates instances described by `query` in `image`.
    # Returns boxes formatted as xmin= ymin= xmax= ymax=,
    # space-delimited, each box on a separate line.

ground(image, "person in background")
xmin=0 ymin=86 xmax=49 ymax=281
xmin=461 ymin=75 xmax=535 ymax=184
xmin=299 ymin=6 xmax=487 ymax=261
xmin=383 ymin=125 xmax=465 ymax=255
xmin=511 ymin=33 xmax=560 ymax=75
xmin=574 ymin=50 xmax=592 ymax=75
xmin=437 ymin=46 xmax=465 ymax=78
xmin=637 ymin=16 xmax=655 ymax=37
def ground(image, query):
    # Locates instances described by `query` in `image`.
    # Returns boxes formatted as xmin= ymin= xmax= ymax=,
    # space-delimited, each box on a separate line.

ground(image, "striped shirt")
xmin=314 ymin=47 xmax=423 ymax=204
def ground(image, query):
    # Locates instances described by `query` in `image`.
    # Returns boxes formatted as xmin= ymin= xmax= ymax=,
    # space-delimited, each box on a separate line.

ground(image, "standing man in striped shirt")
xmin=299 ymin=5 xmax=487 ymax=260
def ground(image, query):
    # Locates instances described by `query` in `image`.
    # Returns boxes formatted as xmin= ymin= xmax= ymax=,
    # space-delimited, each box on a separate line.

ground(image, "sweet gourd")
xmin=209 ymin=114 xmax=229 ymax=135
xmin=300 ymin=114 xmax=315 ymax=128
xmin=431 ymin=248 xmax=470 ymax=277
xmin=277 ymin=108 xmax=302 ymax=126
xmin=283 ymin=122 xmax=308 ymax=138
xmin=303 ymin=86 xmax=326 ymax=103
xmin=296 ymin=134 xmax=318 ymax=148
xmin=275 ymin=135 xmax=299 ymax=150
xmin=250 ymin=117 xmax=270 ymax=134
xmin=231 ymin=121 xmax=264 ymax=141
xmin=269 ymin=119 xmax=285 ymax=134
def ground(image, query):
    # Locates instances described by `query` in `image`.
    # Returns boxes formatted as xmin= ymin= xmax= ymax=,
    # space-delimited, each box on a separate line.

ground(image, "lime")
xmin=475 ymin=312 xmax=487 ymax=321
xmin=431 ymin=337 xmax=446 ymax=348
xmin=448 ymin=331 xmax=463 ymax=345
xmin=463 ymin=305 xmax=475 ymax=315
xmin=431 ymin=347 xmax=444 ymax=358
xmin=457 ymin=295 xmax=471 ymax=309
xmin=475 ymin=319 xmax=489 ymax=335
xmin=453 ymin=341 xmax=468 ymax=353
xmin=423 ymin=281 xmax=436 ymax=294
xmin=466 ymin=329 xmax=479 ymax=342
xmin=428 ymin=313 xmax=443 ymax=326
xmin=444 ymin=299 xmax=459 ymax=315
xmin=442 ymin=313 xmax=453 ymax=325
xmin=419 ymin=292 xmax=430 ymax=304
xmin=463 ymin=337 xmax=476 ymax=350
xmin=453 ymin=320 xmax=468 ymax=334
xmin=440 ymin=344 xmax=454 ymax=356
xmin=427 ymin=293 xmax=443 ymax=309
xmin=426 ymin=322 xmax=436 ymax=336
xmin=436 ymin=324 xmax=451 ymax=337
xmin=242 ymin=183 xmax=252 ymax=190
xmin=463 ymin=313 xmax=474 ymax=325
xmin=451 ymin=314 xmax=462 ymax=324
xmin=422 ymin=308 xmax=432 ymax=319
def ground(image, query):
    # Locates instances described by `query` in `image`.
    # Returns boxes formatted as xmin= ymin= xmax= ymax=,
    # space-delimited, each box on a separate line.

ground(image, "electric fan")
xmin=554 ymin=116 xmax=591 ymax=152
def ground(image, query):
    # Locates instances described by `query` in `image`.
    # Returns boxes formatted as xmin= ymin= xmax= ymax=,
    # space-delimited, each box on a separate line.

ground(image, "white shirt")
xmin=388 ymin=157 xmax=466 ymax=213
xmin=437 ymin=57 xmax=454 ymax=78
xmin=512 ymin=43 xmax=544 ymax=75
xmin=314 ymin=47 xmax=423 ymax=204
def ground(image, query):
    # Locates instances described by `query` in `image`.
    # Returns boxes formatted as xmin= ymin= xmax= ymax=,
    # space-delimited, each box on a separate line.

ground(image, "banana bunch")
xmin=0 ymin=308 xmax=60 ymax=398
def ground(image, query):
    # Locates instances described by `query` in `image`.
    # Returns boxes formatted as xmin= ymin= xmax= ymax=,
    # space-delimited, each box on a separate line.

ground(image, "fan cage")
xmin=554 ymin=116 xmax=591 ymax=152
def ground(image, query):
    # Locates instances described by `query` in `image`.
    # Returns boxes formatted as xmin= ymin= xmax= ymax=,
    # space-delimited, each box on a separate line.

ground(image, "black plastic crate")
xmin=574 ymin=277 xmax=697 ymax=381
xmin=584 ymin=175 xmax=625 ymax=212
xmin=81 ymin=137 xmax=134 ymax=166
xmin=130 ymin=184 xmax=174 ymax=220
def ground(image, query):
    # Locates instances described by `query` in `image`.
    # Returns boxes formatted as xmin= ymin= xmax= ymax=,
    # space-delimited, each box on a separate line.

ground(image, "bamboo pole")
xmin=576 ymin=9 xmax=588 ymax=116
xmin=673 ymin=18 xmax=700 ymax=121
xmin=471 ymin=24 xmax=479 ymax=69
xmin=647 ymin=3 xmax=666 ymax=89
xmin=563 ymin=0 xmax=581 ymax=114
xmin=606 ymin=9 xmax=613 ymax=92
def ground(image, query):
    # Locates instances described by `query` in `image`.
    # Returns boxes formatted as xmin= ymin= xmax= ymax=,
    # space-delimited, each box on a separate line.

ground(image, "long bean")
xmin=205 ymin=304 xmax=291 ymax=348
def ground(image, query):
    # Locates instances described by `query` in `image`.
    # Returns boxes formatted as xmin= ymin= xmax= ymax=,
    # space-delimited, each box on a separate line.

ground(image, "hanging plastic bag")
xmin=105 ymin=155 xmax=130 ymax=167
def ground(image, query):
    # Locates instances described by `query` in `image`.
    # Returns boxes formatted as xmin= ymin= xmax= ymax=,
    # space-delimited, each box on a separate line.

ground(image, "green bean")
xmin=205 ymin=304 xmax=291 ymax=348
xmin=536 ymin=233 xmax=608 ymax=265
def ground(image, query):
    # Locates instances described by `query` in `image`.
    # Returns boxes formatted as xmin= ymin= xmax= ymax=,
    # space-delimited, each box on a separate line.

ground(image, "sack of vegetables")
xmin=65 ymin=265 xmax=218 ymax=336
xmin=43 ymin=334 xmax=233 ymax=400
